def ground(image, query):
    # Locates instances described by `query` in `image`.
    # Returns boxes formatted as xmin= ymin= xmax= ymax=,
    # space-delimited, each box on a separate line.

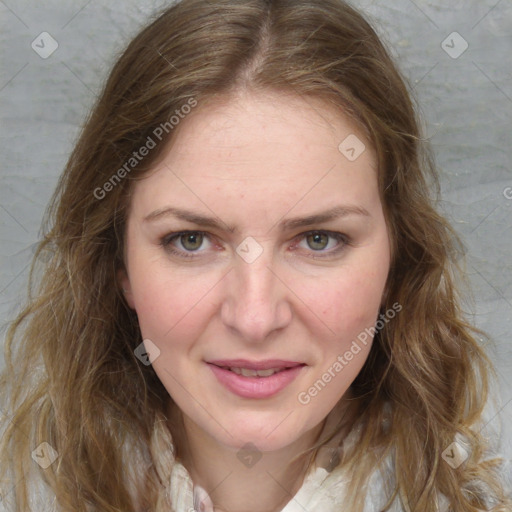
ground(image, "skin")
xmin=119 ymin=89 xmax=391 ymax=512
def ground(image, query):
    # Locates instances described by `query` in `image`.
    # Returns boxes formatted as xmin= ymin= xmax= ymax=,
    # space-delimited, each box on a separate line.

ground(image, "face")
xmin=120 ymin=90 xmax=391 ymax=453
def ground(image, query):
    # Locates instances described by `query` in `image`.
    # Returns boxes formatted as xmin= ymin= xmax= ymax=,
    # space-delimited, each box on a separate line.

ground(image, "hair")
xmin=0 ymin=0 xmax=510 ymax=510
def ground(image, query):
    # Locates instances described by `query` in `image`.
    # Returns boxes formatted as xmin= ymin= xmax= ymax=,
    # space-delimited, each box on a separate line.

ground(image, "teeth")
xmin=224 ymin=367 xmax=283 ymax=377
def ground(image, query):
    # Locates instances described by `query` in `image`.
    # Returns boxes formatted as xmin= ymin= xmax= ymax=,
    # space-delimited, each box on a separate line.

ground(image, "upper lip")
xmin=207 ymin=359 xmax=305 ymax=370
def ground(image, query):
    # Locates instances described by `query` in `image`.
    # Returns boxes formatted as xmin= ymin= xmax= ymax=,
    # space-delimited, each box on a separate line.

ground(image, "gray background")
xmin=1 ymin=0 xmax=511 ymax=483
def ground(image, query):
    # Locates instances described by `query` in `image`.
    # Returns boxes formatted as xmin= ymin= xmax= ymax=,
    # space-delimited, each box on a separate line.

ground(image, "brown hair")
xmin=1 ymin=0 xmax=509 ymax=510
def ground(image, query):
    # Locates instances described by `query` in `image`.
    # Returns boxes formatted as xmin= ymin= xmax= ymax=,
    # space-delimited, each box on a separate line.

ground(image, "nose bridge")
xmin=239 ymin=254 xmax=275 ymax=306
xmin=221 ymin=243 xmax=291 ymax=341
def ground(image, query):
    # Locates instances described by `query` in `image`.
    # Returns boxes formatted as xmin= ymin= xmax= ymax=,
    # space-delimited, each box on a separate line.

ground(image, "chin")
xmin=225 ymin=433 xmax=294 ymax=454
xmin=219 ymin=419 xmax=307 ymax=453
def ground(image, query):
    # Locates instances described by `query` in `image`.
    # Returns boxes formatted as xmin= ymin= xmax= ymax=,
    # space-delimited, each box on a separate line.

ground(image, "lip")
xmin=207 ymin=363 xmax=306 ymax=399
xmin=207 ymin=359 xmax=304 ymax=371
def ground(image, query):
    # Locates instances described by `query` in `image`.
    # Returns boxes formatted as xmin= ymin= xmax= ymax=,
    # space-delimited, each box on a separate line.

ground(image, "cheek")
xmin=128 ymin=257 xmax=218 ymax=344
xmin=298 ymin=269 xmax=385 ymax=342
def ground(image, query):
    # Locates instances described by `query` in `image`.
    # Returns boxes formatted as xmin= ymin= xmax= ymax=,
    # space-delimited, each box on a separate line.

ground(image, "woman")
xmin=0 ymin=0 xmax=510 ymax=510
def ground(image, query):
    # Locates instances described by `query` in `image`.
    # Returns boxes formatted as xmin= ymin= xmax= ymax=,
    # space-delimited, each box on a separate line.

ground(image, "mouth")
xmin=211 ymin=364 xmax=305 ymax=377
xmin=207 ymin=359 xmax=306 ymax=374
xmin=206 ymin=360 xmax=307 ymax=399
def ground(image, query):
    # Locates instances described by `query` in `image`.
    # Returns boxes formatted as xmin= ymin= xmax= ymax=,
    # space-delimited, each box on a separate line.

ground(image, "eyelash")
xmin=159 ymin=230 xmax=350 ymax=260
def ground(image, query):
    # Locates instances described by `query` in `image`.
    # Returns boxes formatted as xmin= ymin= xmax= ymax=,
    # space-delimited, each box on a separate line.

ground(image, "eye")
xmin=294 ymin=230 xmax=348 ymax=257
xmin=160 ymin=231 xmax=212 ymax=258
xmin=305 ymin=232 xmax=330 ymax=250
xmin=178 ymin=232 xmax=204 ymax=251
xmin=159 ymin=229 xmax=349 ymax=261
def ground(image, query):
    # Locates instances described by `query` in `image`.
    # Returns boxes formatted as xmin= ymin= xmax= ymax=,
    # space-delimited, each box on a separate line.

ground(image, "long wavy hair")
xmin=0 ymin=0 xmax=509 ymax=510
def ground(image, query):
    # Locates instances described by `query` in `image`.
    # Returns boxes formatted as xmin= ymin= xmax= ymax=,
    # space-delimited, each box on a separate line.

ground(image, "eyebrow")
xmin=143 ymin=204 xmax=370 ymax=232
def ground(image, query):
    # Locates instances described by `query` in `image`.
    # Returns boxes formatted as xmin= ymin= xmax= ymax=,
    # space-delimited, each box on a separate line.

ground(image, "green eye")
xmin=295 ymin=230 xmax=349 ymax=258
xmin=180 ymin=232 xmax=204 ymax=251
xmin=306 ymin=232 xmax=329 ymax=250
xmin=161 ymin=229 xmax=348 ymax=261
xmin=160 ymin=230 xmax=212 ymax=259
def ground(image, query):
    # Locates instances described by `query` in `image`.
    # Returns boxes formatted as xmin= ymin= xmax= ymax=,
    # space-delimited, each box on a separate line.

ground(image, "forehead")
xmin=168 ymin=90 xmax=371 ymax=164
xmin=130 ymin=90 xmax=379 ymax=221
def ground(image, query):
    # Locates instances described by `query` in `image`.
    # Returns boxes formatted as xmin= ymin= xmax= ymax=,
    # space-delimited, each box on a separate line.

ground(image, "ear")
xmin=117 ymin=268 xmax=135 ymax=309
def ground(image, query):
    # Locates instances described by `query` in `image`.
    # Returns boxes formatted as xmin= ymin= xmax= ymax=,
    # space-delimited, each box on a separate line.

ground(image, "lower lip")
xmin=207 ymin=363 xmax=305 ymax=399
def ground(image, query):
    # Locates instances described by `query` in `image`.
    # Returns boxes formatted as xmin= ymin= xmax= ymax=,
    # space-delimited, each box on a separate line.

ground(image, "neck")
xmin=182 ymin=419 xmax=322 ymax=512
xmin=168 ymin=397 xmax=358 ymax=512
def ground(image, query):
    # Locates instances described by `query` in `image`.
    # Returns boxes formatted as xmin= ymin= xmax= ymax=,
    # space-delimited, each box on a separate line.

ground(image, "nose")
xmin=220 ymin=246 xmax=293 ymax=343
